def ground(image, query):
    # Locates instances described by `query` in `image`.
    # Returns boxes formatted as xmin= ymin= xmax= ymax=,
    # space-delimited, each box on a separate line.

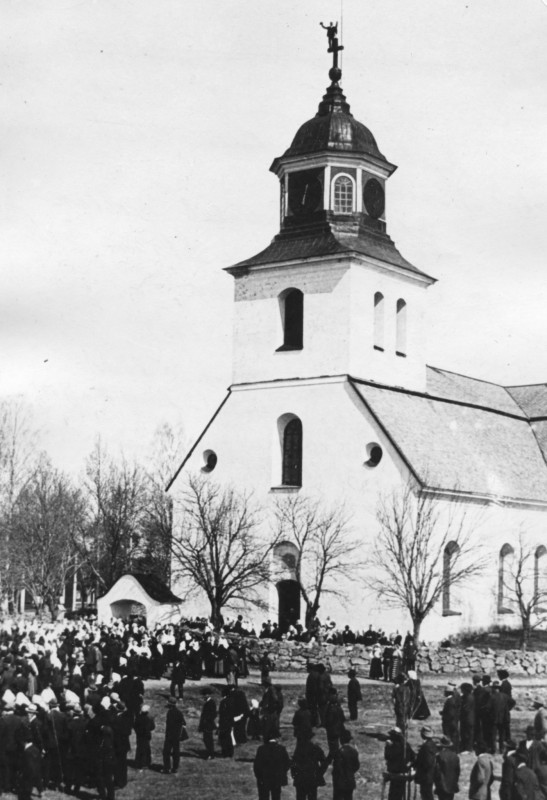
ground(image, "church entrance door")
xmin=277 ymin=580 xmax=300 ymax=633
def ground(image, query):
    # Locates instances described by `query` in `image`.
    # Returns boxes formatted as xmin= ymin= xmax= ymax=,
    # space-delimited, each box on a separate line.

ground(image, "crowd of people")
xmin=381 ymin=666 xmax=547 ymax=800
xmin=0 ymin=615 xmax=367 ymax=799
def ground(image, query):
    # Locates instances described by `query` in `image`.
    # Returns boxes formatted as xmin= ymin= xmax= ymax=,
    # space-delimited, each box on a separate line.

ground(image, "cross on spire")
xmin=319 ymin=21 xmax=344 ymax=83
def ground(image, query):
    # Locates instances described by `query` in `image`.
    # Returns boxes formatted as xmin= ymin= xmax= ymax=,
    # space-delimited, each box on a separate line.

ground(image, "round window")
xmin=364 ymin=443 xmax=383 ymax=468
xmin=201 ymin=449 xmax=218 ymax=473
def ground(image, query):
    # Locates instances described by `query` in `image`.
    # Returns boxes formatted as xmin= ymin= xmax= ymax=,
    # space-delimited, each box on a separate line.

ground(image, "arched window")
xmin=498 ymin=543 xmax=515 ymax=614
xmin=443 ymin=541 xmax=460 ymax=615
xmin=278 ymin=288 xmax=303 ymax=351
xmin=282 ymin=417 xmax=302 ymax=487
xmin=332 ymin=175 xmax=354 ymax=214
xmin=373 ymin=292 xmax=384 ymax=350
xmin=396 ymin=299 xmax=407 ymax=355
xmin=535 ymin=546 xmax=547 ymax=608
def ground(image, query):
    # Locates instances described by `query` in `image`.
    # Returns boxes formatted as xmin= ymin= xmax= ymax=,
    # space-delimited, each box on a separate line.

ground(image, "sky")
xmin=3 ymin=0 xmax=547 ymax=474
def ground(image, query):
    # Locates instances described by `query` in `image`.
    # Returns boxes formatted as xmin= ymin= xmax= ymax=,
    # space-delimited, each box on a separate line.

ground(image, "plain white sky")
xmin=3 ymin=0 xmax=547 ymax=473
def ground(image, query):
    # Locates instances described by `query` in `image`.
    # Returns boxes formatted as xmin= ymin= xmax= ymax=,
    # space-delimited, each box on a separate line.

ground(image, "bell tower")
xmin=226 ymin=27 xmax=435 ymax=392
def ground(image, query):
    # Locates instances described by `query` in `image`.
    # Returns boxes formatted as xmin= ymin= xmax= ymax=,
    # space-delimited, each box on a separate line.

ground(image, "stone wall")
xmin=245 ymin=637 xmax=547 ymax=676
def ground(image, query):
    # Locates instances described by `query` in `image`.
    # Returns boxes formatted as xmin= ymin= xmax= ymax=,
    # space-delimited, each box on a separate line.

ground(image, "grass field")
xmin=4 ymin=671 xmax=542 ymax=800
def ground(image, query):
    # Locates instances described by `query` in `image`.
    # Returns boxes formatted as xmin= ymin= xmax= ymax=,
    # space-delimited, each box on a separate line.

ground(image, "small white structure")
xmin=97 ymin=573 xmax=182 ymax=628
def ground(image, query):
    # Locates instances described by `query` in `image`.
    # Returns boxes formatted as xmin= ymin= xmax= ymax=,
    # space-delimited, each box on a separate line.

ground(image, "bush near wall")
xmin=246 ymin=638 xmax=547 ymax=676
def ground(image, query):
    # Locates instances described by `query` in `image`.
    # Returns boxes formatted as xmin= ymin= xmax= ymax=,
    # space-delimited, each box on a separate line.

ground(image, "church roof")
xmin=228 ymin=227 xmax=431 ymax=280
xmin=352 ymin=368 xmax=547 ymax=505
xmin=506 ymin=384 xmax=547 ymax=418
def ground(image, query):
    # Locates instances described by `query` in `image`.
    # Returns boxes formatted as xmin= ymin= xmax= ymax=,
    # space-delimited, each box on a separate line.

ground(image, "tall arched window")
xmin=396 ymin=299 xmax=407 ymax=355
xmin=443 ymin=541 xmax=460 ymax=615
xmin=332 ymin=175 xmax=354 ymax=214
xmin=282 ymin=417 xmax=303 ymax=487
xmin=278 ymin=288 xmax=303 ymax=351
xmin=373 ymin=292 xmax=385 ymax=350
xmin=498 ymin=543 xmax=514 ymax=613
xmin=535 ymin=546 xmax=547 ymax=608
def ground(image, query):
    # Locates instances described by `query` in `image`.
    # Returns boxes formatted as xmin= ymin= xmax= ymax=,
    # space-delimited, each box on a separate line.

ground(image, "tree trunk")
xmin=521 ymin=617 xmax=531 ymax=651
xmin=210 ymin=601 xmax=224 ymax=631
xmin=412 ymin=617 xmax=423 ymax=644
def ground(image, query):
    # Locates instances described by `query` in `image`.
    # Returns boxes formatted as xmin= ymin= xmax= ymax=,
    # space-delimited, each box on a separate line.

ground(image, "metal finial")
xmin=319 ymin=20 xmax=344 ymax=83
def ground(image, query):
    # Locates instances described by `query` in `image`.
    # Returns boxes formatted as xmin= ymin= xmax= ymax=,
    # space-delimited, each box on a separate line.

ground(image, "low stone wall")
xmin=245 ymin=637 xmax=547 ymax=676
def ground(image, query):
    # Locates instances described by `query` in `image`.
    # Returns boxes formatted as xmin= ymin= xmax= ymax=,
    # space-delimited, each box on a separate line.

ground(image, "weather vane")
xmin=319 ymin=21 xmax=344 ymax=83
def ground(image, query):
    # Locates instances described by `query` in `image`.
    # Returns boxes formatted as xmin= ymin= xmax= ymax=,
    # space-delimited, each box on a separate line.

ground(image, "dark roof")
xmin=281 ymin=82 xmax=386 ymax=161
xmin=352 ymin=372 xmax=547 ymax=503
xmin=229 ymin=228 xmax=432 ymax=280
xmin=129 ymin=573 xmax=181 ymax=604
xmin=427 ymin=367 xmax=524 ymax=416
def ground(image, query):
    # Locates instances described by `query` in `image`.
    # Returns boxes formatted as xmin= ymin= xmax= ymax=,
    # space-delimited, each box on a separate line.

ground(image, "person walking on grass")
xmin=162 ymin=696 xmax=185 ymax=774
xmin=254 ymin=735 xmax=290 ymax=800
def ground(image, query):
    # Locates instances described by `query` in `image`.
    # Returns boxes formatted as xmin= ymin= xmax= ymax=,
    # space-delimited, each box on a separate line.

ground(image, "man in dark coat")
xmin=499 ymin=740 xmax=518 ymax=800
xmin=514 ymin=751 xmax=542 ymax=800
xmin=292 ymin=698 xmax=314 ymax=743
xmin=162 ymin=697 xmax=185 ymax=774
xmin=472 ymin=674 xmax=486 ymax=745
xmin=233 ymin=686 xmax=250 ymax=744
xmin=325 ymin=689 xmax=346 ymax=757
xmin=291 ymin=731 xmax=327 ymax=800
xmin=488 ymin=681 xmax=510 ymax=754
xmin=134 ymin=704 xmax=155 ymax=769
xmin=198 ymin=687 xmax=217 ymax=760
xmin=218 ymin=686 xmax=235 ymax=758
xmin=347 ymin=670 xmax=362 ymax=722
xmin=331 ymin=728 xmax=360 ymax=800
xmin=383 ymin=727 xmax=415 ymax=800
xmin=479 ymin=676 xmax=494 ymax=753
xmin=317 ymin=665 xmax=333 ymax=728
xmin=517 ymin=726 xmax=547 ymax=773
xmin=440 ymin=687 xmax=460 ymax=753
xmin=459 ymin=683 xmax=475 ymax=753
xmin=434 ymin=736 xmax=460 ymax=800
xmin=65 ymin=705 xmax=88 ymax=794
xmin=414 ymin=726 xmax=437 ymax=800
xmin=392 ymin=674 xmax=411 ymax=732
xmin=17 ymin=732 xmax=43 ymax=800
xmin=3 ymin=701 xmax=25 ymax=792
xmin=305 ymin=664 xmax=321 ymax=727
xmin=253 ymin=735 xmax=290 ymax=800
xmin=111 ymin=699 xmax=132 ymax=787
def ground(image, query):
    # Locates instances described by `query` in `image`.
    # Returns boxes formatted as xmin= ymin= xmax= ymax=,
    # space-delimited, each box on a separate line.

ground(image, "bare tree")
xmin=76 ymin=440 xmax=147 ymax=596
xmin=272 ymin=494 xmax=362 ymax=630
xmin=171 ymin=475 xmax=277 ymax=628
xmin=498 ymin=532 xmax=547 ymax=649
xmin=9 ymin=455 xmax=85 ymax=620
xmin=0 ymin=398 xmax=39 ymax=609
xmin=367 ymin=481 xmax=485 ymax=641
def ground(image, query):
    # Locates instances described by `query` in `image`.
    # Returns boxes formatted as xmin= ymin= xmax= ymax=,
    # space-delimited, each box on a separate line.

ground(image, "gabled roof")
xmin=351 ymin=367 xmax=547 ymax=504
xmin=129 ymin=573 xmax=181 ymax=604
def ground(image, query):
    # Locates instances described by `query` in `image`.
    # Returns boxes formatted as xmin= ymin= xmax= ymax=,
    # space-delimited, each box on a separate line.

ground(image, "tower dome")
xmin=283 ymin=83 xmax=386 ymax=161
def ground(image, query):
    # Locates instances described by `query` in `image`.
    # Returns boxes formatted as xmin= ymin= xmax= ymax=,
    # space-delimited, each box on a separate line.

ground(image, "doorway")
xmin=277 ymin=579 xmax=300 ymax=633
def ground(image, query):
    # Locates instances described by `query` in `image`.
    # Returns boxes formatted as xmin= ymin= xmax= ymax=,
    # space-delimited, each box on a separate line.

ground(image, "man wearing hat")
xmin=383 ymin=727 xmax=415 ymax=800
xmin=499 ymin=740 xmax=518 ymax=800
xmin=346 ymin=669 xmax=362 ymax=722
xmin=459 ymin=683 xmax=475 ymax=754
xmin=66 ymin=704 xmax=88 ymax=795
xmin=332 ymin=728 xmax=360 ymax=800
xmin=198 ymin=688 xmax=217 ymax=760
xmin=517 ymin=725 xmax=544 ymax=772
xmin=290 ymin=730 xmax=328 ymax=800
xmin=513 ymin=750 xmax=541 ymax=800
xmin=414 ymin=726 xmax=437 ymax=800
xmin=134 ymin=704 xmax=156 ymax=769
xmin=434 ymin=736 xmax=460 ymax=800
xmin=163 ymin=696 xmax=185 ymax=774
xmin=111 ymin=698 xmax=132 ymax=787
xmin=441 ymin=686 xmax=460 ymax=753
xmin=325 ymin=688 xmax=346 ymax=757
xmin=253 ymin=733 xmax=290 ymax=800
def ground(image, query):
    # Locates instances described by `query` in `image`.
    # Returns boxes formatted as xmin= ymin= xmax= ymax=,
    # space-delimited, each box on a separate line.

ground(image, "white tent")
xmin=97 ymin=573 xmax=182 ymax=628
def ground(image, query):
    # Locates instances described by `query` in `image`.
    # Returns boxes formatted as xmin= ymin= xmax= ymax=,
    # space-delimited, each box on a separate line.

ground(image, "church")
xmin=168 ymin=31 xmax=547 ymax=641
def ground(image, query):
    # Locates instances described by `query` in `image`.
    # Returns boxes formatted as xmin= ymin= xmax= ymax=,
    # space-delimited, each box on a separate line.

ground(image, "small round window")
xmin=364 ymin=443 xmax=383 ymax=468
xmin=201 ymin=449 xmax=218 ymax=473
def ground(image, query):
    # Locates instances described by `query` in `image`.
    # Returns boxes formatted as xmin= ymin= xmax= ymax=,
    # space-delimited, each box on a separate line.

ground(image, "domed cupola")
xmin=229 ymin=24 xmax=432 ymax=284
xmin=282 ymin=82 xmax=386 ymax=161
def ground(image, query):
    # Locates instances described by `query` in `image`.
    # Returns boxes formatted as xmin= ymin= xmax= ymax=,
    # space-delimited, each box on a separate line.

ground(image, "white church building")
xmin=168 ymin=45 xmax=547 ymax=640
